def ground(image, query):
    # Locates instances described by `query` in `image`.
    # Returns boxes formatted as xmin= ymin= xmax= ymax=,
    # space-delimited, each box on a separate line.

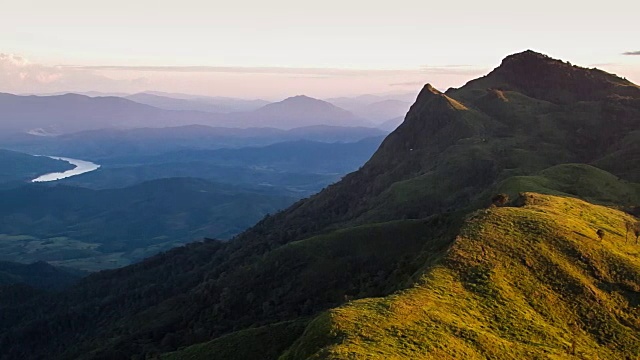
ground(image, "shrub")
xmin=491 ymin=193 xmax=510 ymax=207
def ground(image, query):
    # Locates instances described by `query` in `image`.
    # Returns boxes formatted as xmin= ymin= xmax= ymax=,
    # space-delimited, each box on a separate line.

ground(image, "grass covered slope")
xmin=497 ymin=163 xmax=640 ymax=206
xmin=285 ymin=193 xmax=640 ymax=359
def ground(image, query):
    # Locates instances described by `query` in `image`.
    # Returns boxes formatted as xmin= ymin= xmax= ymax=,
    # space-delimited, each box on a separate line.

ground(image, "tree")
xmin=634 ymin=222 xmax=640 ymax=244
xmin=625 ymin=221 xmax=635 ymax=242
xmin=596 ymin=229 xmax=605 ymax=241
xmin=491 ymin=193 xmax=510 ymax=207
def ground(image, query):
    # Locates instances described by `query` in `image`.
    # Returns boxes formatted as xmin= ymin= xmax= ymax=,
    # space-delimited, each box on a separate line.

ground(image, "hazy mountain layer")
xmin=0 ymin=93 xmax=368 ymax=133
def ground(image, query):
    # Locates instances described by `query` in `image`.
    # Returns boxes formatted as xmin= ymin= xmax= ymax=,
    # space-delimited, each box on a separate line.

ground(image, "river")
xmin=32 ymin=156 xmax=101 ymax=182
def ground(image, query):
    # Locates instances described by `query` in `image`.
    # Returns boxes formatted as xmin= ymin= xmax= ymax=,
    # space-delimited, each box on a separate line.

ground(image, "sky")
xmin=1 ymin=0 xmax=639 ymax=99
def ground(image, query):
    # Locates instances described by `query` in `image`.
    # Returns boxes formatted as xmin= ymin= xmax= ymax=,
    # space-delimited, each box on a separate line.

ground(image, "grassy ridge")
xmin=284 ymin=194 xmax=640 ymax=359
xmin=497 ymin=163 xmax=640 ymax=206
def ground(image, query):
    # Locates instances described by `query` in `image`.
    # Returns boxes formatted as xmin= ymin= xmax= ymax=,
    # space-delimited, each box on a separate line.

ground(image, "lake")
xmin=32 ymin=156 xmax=101 ymax=182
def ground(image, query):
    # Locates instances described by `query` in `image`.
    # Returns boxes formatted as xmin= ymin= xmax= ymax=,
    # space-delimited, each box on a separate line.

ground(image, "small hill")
xmin=0 ymin=149 xmax=73 ymax=185
xmin=284 ymin=193 xmax=640 ymax=359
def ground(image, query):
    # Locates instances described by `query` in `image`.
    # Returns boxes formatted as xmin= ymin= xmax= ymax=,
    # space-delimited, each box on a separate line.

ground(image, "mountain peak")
xmin=464 ymin=50 xmax=640 ymax=104
xmin=281 ymin=95 xmax=321 ymax=103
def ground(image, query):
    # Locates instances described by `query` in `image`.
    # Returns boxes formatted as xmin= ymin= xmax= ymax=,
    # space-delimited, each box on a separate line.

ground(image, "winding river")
xmin=32 ymin=156 xmax=101 ymax=182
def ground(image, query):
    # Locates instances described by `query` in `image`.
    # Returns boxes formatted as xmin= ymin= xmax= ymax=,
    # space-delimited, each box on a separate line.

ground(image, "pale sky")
xmin=1 ymin=0 xmax=639 ymax=98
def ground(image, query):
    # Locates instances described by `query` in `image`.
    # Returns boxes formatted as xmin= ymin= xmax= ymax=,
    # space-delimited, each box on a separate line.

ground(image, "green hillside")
xmin=283 ymin=194 xmax=640 ymax=359
xmin=0 ymin=51 xmax=638 ymax=360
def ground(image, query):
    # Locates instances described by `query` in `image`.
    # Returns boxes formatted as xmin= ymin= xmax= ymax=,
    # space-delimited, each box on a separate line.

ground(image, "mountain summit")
xmin=245 ymin=95 xmax=369 ymax=129
xmin=1 ymin=52 xmax=639 ymax=359
xmin=458 ymin=49 xmax=640 ymax=104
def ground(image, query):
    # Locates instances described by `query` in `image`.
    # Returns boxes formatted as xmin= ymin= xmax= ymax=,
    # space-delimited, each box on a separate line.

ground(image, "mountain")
xmin=377 ymin=116 xmax=404 ymax=131
xmin=143 ymin=91 xmax=271 ymax=112
xmin=0 ymin=149 xmax=74 ymax=185
xmin=329 ymin=98 xmax=411 ymax=123
xmin=0 ymin=93 xmax=367 ymax=134
xmin=0 ymin=93 xmax=224 ymax=133
xmin=240 ymin=95 xmax=370 ymax=129
xmin=1 ymin=51 xmax=639 ymax=359
xmin=125 ymin=93 xmax=270 ymax=113
xmin=0 ymin=178 xmax=297 ymax=271
xmin=0 ymin=125 xmax=387 ymax=161
xmin=326 ymin=94 xmax=415 ymax=123
xmin=0 ymin=261 xmax=84 ymax=290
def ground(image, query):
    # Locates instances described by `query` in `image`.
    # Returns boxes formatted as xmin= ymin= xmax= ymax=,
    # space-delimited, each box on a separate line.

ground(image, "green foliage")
xmin=491 ymin=193 xmax=509 ymax=207
xmin=0 ymin=178 xmax=297 ymax=271
xmin=286 ymin=194 xmax=640 ymax=359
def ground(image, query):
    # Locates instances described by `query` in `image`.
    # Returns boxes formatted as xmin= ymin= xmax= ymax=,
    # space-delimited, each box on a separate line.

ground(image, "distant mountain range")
xmin=0 ymin=92 xmax=371 ymax=133
xmin=0 ymin=124 xmax=387 ymax=160
xmin=325 ymin=93 xmax=416 ymax=123
xmin=125 ymin=92 xmax=270 ymax=113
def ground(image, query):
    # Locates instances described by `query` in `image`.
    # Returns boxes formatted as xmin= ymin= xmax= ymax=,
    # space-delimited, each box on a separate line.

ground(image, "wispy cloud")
xmin=66 ymin=64 xmax=484 ymax=78
xmin=622 ymin=51 xmax=640 ymax=56
xmin=0 ymin=53 xmax=146 ymax=93
xmin=65 ymin=65 xmax=417 ymax=77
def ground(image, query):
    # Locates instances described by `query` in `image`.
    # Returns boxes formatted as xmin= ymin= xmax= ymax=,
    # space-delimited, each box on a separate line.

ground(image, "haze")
xmin=1 ymin=0 xmax=639 ymax=98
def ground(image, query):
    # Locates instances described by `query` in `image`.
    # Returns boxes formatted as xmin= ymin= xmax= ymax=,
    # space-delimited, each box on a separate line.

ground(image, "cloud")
xmin=0 ymin=53 xmax=147 ymax=94
xmin=0 ymin=53 xmax=64 ymax=87
xmin=622 ymin=51 xmax=640 ymax=56
xmin=66 ymin=64 xmax=485 ymax=78
xmin=67 ymin=64 xmax=422 ymax=77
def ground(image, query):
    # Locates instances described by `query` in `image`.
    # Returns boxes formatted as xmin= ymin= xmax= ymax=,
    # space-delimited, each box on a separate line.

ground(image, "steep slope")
xmin=1 ymin=51 xmax=639 ymax=360
xmin=284 ymin=194 xmax=640 ymax=359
